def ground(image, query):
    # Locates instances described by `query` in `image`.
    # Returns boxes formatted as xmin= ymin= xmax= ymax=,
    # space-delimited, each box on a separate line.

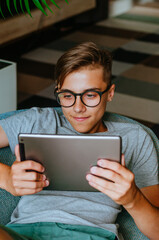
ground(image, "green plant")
xmin=0 ymin=0 xmax=69 ymax=18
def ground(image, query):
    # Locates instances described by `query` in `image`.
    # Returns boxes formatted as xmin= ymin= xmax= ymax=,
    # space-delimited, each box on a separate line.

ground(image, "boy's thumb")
xmin=121 ymin=154 xmax=125 ymax=167
xmin=15 ymin=144 xmax=21 ymax=162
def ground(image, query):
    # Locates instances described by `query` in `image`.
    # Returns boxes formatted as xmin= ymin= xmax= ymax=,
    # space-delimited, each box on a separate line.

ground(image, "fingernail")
xmin=86 ymin=175 xmax=91 ymax=181
xmin=98 ymin=160 xmax=103 ymax=166
xmin=90 ymin=167 xmax=96 ymax=174
xmin=45 ymin=180 xmax=49 ymax=186
xmin=43 ymin=175 xmax=46 ymax=180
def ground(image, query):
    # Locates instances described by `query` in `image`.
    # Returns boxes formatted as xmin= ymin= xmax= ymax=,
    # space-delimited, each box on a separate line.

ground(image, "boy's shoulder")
xmin=16 ymin=107 xmax=62 ymax=119
xmin=105 ymin=119 xmax=145 ymax=134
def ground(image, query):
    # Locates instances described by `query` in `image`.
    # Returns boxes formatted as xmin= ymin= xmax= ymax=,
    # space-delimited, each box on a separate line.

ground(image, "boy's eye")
xmin=62 ymin=93 xmax=73 ymax=99
xmin=87 ymin=94 xmax=95 ymax=97
xmin=85 ymin=92 xmax=98 ymax=98
xmin=64 ymin=95 xmax=72 ymax=98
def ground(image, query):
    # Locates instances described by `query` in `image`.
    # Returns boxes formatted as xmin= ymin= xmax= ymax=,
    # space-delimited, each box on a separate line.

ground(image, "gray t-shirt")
xmin=0 ymin=107 xmax=158 ymax=239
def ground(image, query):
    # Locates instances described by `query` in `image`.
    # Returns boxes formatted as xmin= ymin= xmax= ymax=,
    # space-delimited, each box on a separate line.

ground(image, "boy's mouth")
xmin=73 ymin=116 xmax=90 ymax=122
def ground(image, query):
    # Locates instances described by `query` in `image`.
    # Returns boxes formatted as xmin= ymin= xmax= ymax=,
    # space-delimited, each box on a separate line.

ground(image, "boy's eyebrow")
xmin=60 ymin=88 xmax=101 ymax=92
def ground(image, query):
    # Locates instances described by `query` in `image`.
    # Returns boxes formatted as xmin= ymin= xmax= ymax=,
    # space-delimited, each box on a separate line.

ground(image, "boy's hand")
xmin=5 ymin=144 xmax=49 ymax=196
xmin=86 ymin=154 xmax=139 ymax=208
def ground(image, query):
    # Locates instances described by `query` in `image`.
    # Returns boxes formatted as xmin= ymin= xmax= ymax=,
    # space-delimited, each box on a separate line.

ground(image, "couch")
xmin=0 ymin=108 xmax=158 ymax=239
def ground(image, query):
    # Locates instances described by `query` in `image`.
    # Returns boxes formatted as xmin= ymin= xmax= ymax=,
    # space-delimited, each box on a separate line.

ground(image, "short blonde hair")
xmin=55 ymin=42 xmax=112 ymax=88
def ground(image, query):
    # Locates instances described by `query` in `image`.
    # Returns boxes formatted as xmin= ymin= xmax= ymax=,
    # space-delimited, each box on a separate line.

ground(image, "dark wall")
xmin=74 ymin=0 xmax=108 ymax=24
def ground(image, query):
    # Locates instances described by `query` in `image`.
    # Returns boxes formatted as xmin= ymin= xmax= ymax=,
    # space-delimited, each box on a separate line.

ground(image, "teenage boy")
xmin=0 ymin=42 xmax=158 ymax=240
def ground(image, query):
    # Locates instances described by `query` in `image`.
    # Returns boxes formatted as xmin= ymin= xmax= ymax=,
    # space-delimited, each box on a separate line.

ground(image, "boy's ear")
xmin=107 ymin=84 xmax=115 ymax=102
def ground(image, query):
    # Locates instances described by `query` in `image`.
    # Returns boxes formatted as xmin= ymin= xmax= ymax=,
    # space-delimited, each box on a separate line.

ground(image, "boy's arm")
xmin=0 ymin=125 xmax=10 ymax=190
xmin=0 ymin=125 xmax=9 ymax=148
xmin=0 ymin=126 xmax=49 ymax=195
xmin=124 ymin=184 xmax=159 ymax=240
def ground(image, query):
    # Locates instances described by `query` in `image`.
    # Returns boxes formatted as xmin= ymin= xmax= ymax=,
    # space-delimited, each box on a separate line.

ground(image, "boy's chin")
xmin=74 ymin=126 xmax=90 ymax=134
xmin=72 ymin=124 xmax=96 ymax=134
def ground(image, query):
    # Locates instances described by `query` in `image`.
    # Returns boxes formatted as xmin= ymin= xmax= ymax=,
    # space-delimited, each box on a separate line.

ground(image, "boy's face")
xmin=60 ymin=67 xmax=115 ymax=134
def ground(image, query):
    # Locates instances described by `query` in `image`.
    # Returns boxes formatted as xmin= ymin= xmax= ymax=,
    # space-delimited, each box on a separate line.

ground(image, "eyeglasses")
xmin=54 ymin=85 xmax=111 ymax=108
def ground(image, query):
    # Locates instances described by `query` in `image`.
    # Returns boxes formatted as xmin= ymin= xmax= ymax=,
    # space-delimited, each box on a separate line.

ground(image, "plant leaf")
xmin=19 ymin=0 xmax=26 ymax=15
xmin=32 ymin=0 xmax=47 ymax=15
xmin=6 ymin=0 xmax=13 ymax=16
xmin=41 ymin=0 xmax=53 ymax=14
xmin=0 ymin=0 xmax=69 ymax=18
xmin=49 ymin=0 xmax=60 ymax=9
xmin=13 ymin=0 xmax=19 ymax=15
xmin=0 ymin=4 xmax=5 ymax=18
xmin=24 ymin=0 xmax=32 ymax=17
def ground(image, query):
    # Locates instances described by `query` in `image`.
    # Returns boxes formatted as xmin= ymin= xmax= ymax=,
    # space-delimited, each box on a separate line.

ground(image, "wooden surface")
xmin=0 ymin=0 xmax=96 ymax=45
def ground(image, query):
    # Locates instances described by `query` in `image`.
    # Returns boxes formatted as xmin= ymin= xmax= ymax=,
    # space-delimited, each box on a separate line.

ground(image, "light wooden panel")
xmin=0 ymin=0 xmax=96 ymax=45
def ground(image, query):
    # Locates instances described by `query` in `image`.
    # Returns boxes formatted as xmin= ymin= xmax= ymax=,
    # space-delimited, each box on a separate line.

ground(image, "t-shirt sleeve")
xmin=0 ymin=107 xmax=59 ymax=154
xmin=132 ymin=126 xmax=159 ymax=189
xmin=0 ymin=108 xmax=39 ymax=154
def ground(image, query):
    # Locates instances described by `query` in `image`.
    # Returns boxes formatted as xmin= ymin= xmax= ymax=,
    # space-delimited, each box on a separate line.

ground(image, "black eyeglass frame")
xmin=54 ymin=84 xmax=111 ymax=108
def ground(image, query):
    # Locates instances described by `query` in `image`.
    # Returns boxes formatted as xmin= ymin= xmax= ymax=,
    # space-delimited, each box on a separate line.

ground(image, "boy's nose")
xmin=73 ymin=96 xmax=86 ymax=112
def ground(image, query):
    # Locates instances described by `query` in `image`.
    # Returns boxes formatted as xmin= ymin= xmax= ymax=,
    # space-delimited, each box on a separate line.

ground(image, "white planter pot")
xmin=0 ymin=59 xmax=17 ymax=114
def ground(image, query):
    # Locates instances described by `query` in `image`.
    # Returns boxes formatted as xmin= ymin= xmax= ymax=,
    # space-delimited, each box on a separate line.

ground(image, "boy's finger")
xmin=121 ymin=154 xmax=125 ymax=167
xmin=13 ymin=160 xmax=45 ymax=173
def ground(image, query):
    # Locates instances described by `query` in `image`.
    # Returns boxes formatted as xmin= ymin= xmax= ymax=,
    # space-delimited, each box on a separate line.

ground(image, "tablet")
xmin=18 ymin=134 xmax=122 ymax=191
